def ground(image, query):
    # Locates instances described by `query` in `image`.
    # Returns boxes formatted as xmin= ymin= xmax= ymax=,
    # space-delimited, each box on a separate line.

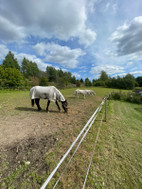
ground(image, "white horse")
xmin=85 ymin=90 xmax=96 ymax=96
xmin=74 ymin=89 xmax=96 ymax=98
xmin=74 ymin=89 xmax=88 ymax=98
xmin=30 ymin=86 xmax=68 ymax=112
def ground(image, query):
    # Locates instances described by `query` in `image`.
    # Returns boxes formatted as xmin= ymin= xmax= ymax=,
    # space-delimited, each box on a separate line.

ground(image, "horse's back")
xmin=30 ymin=86 xmax=65 ymax=102
xmin=30 ymin=86 xmax=55 ymax=99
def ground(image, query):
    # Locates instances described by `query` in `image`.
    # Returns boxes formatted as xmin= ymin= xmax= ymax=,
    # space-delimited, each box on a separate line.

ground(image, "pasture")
xmin=0 ymin=87 xmax=142 ymax=188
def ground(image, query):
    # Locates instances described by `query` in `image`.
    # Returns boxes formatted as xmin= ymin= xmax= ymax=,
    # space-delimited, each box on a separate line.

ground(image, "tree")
xmin=76 ymin=80 xmax=81 ymax=87
xmin=80 ymin=78 xmax=84 ymax=83
xmin=46 ymin=66 xmax=57 ymax=82
xmin=39 ymin=77 xmax=48 ymax=86
xmin=21 ymin=57 xmax=39 ymax=78
xmin=56 ymin=77 xmax=66 ymax=88
xmin=85 ymin=78 xmax=92 ymax=86
xmin=2 ymin=51 xmax=20 ymax=70
xmin=0 ymin=66 xmax=5 ymax=86
xmin=99 ymin=70 xmax=108 ymax=81
xmin=123 ymin=74 xmax=136 ymax=89
xmin=136 ymin=76 xmax=142 ymax=87
xmin=71 ymin=76 xmax=76 ymax=84
xmin=3 ymin=68 xmax=23 ymax=87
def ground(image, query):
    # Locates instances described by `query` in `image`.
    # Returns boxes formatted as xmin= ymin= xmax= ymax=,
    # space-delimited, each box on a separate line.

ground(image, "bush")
xmin=93 ymin=80 xmax=105 ymax=87
xmin=110 ymin=92 xmax=122 ymax=100
xmin=110 ymin=91 xmax=142 ymax=104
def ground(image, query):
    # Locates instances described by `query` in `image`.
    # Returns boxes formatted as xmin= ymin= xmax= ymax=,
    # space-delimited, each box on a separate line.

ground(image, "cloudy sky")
xmin=0 ymin=0 xmax=142 ymax=80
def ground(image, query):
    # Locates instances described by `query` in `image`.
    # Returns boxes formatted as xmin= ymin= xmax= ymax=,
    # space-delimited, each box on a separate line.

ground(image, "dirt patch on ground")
xmin=0 ymin=95 xmax=102 ymax=188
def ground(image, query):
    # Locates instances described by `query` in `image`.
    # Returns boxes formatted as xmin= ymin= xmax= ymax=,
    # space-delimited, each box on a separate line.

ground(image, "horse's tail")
xmin=31 ymin=99 xmax=35 ymax=107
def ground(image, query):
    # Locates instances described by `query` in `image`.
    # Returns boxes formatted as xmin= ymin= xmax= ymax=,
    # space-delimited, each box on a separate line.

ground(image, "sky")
xmin=0 ymin=0 xmax=142 ymax=80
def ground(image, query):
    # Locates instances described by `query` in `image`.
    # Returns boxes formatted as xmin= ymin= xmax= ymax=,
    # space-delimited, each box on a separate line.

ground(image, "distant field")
xmin=0 ymin=87 xmax=141 ymax=188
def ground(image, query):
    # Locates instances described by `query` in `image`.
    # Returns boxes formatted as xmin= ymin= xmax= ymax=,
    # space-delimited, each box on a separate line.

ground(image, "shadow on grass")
xmin=15 ymin=107 xmax=65 ymax=113
xmin=135 ymin=108 xmax=142 ymax=113
xmin=15 ymin=107 xmax=37 ymax=112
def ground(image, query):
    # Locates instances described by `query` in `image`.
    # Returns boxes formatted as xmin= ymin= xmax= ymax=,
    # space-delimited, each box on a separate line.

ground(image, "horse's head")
xmin=61 ymin=100 xmax=68 ymax=113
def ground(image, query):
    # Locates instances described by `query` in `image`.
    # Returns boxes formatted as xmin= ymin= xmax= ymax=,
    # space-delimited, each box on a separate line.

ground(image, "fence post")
xmin=105 ymin=97 xmax=107 ymax=122
xmin=108 ymin=94 xmax=110 ymax=105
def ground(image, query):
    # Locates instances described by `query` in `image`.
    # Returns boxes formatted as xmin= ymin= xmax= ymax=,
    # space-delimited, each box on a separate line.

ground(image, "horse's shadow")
xmin=15 ymin=107 xmax=64 ymax=113
xmin=15 ymin=107 xmax=37 ymax=112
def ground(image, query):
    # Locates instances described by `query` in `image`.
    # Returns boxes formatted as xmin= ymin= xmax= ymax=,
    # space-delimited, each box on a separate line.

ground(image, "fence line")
xmin=53 ymin=101 xmax=104 ymax=188
xmin=40 ymin=98 xmax=106 ymax=189
xmin=83 ymin=109 xmax=105 ymax=189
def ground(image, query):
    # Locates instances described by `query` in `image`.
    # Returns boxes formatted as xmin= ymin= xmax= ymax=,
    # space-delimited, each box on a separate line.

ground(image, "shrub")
xmin=110 ymin=92 xmax=122 ymax=100
xmin=110 ymin=91 xmax=142 ymax=104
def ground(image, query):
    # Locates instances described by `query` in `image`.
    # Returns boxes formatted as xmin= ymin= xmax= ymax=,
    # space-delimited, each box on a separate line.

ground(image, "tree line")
xmin=0 ymin=51 xmax=81 ymax=88
xmin=0 ymin=51 xmax=142 ymax=89
xmin=92 ymin=71 xmax=142 ymax=90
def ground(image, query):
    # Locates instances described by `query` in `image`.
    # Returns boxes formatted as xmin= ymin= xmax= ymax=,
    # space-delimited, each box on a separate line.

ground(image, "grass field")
xmin=0 ymin=87 xmax=142 ymax=188
xmin=85 ymin=100 xmax=142 ymax=189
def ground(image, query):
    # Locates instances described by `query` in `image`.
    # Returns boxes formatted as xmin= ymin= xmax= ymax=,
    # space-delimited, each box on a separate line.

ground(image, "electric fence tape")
xmin=40 ymin=98 xmax=105 ymax=189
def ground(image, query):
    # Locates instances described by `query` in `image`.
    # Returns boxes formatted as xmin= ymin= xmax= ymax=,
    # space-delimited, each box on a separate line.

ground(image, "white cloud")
xmin=130 ymin=71 xmax=142 ymax=75
xmin=62 ymin=68 xmax=68 ymax=72
xmin=112 ymin=3 xmax=118 ymax=14
xmin=15 ymin=53 xmax=50 ymax=70
xmin=87 ymin=0 xmax=98 ymax=13
xmin=0 ymin=16 xmax=25 ymax=43
xmin=112 ymin=73 xmax=127 ymax=78
xmin=126 ymin=61 xmax=133 ymax=66
xmin=105 ymin=50 xmax=117 ymax=57
xmin=33 ymin=42 xmax=86 ymax=68
xmin=104 ymin=2 xmax=110 ymax=12
xmin=128 ymin=51 xmax=142 ymax=61
xmin=113 ymin=71 xmax=142 ymax=78
xmin=90 ymin=65 xmax=124 ymax=76
xmin=0 ymin=44 xmax=9 ymax=60
xmin=33 ymin=43 xmax=47 ymax=57
xmin=110 ymin=16 xmax=142 ymax=57
xmin=0 ymin=0 xmax=96 ymax=46
xmin=78 ymin=28 xmax=96 ymax=47
xmin=72 ymin=72 xmax=81 ymax=78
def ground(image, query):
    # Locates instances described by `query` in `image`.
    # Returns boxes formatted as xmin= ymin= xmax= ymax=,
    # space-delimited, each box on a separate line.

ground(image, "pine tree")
xmin=2 ymin=51 xmax=20 ymax=70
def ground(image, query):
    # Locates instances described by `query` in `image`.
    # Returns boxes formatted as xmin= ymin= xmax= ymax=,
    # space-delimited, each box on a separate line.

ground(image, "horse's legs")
xmin=46 ymin=100 xmax=50 ymax=112
xmin=35 ymin=98 xmax=42 ymax=111
xmin=55 ymin=100 xmax=61 ymax=112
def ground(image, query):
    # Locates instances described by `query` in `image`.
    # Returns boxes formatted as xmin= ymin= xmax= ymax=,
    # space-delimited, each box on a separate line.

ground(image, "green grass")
xmin=0 ymin=87 xmax=117 ymax=117
xmin=84 ymin=100 xmax=142 ymax=189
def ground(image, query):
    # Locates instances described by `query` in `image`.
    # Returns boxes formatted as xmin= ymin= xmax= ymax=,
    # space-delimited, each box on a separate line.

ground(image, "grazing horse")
xmin=74 ymin=89 xmax=96 ymax=98
xmin=74 ymin=89 xmax=87 ymax=99
xmin=85 ymin=90 xmax=96 ymax=96
xmin=30 ymin=86 xmax=68 ymax=112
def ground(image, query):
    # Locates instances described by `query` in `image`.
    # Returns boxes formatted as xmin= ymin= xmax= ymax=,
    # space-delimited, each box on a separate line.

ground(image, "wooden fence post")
xmin=108 ymin=94 xmax=110 ymax=105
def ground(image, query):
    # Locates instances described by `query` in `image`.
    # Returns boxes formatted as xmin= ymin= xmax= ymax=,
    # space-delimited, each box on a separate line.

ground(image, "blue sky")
xmin=0 ymin=0 xmax=142 ymax=80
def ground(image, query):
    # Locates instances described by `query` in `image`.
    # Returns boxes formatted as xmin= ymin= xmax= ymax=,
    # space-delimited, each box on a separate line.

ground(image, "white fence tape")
xmin=83 ymin=110 xmax=105 ymax=189
xmin=40 ymin=98 xmax=105 ymax=189
xmin=53 ymin=111 xmax=101 ymax=188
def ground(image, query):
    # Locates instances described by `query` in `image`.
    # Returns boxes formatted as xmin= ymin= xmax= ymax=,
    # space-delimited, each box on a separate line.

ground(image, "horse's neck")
xmin=56 ymin=88 xmax=65 ymax=102
xmin=59 ymin=93 xmax=65 ymax=102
